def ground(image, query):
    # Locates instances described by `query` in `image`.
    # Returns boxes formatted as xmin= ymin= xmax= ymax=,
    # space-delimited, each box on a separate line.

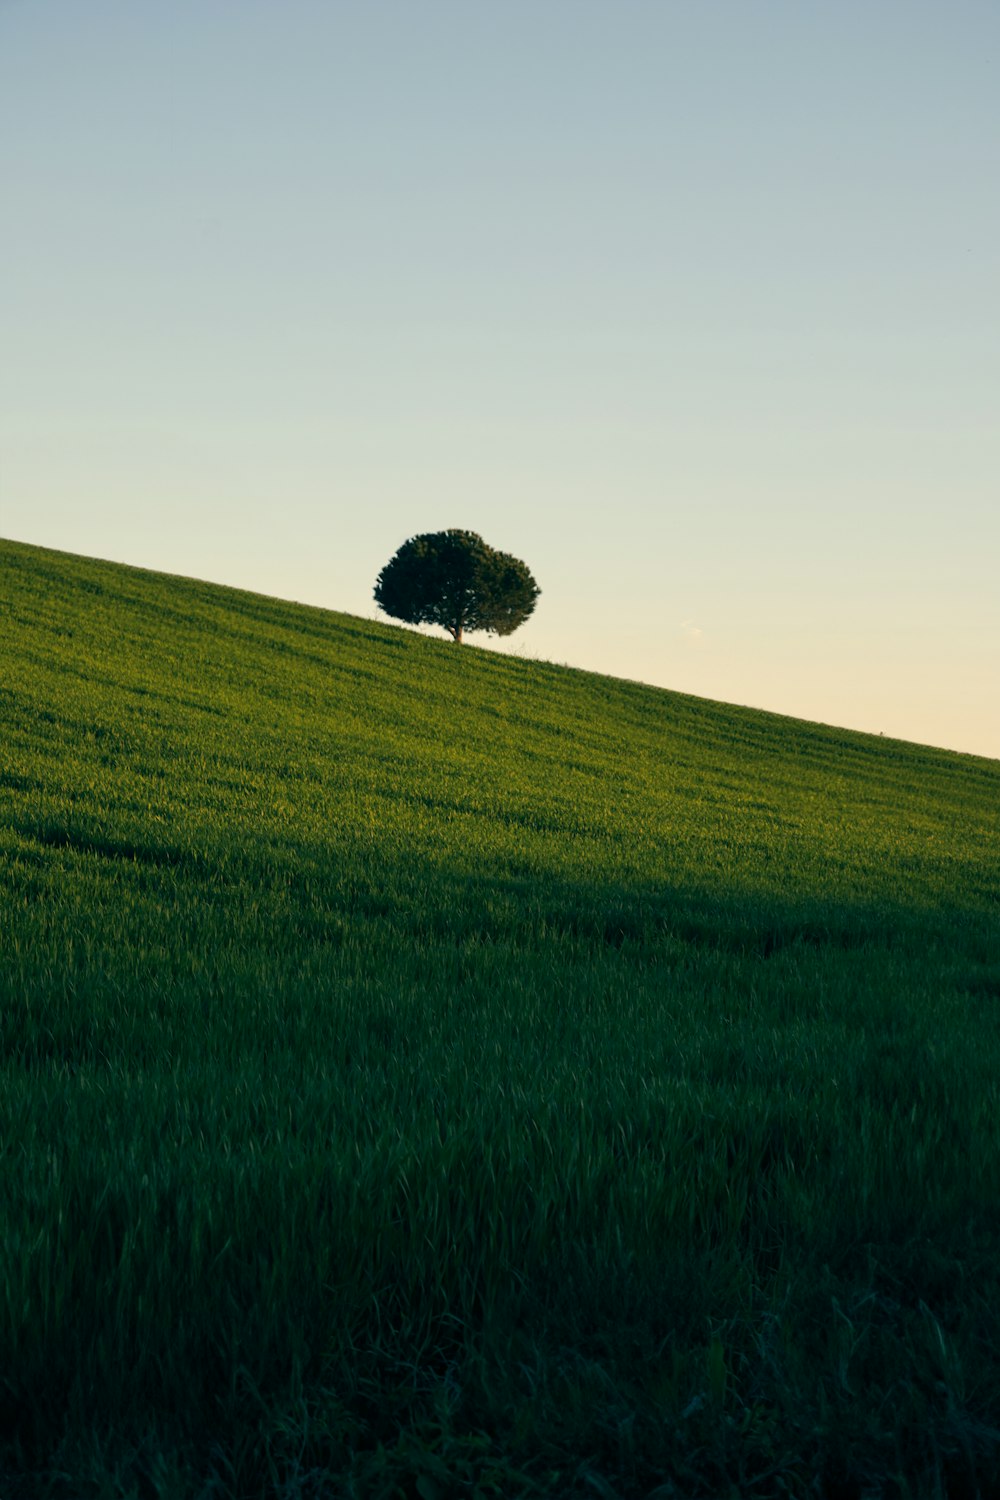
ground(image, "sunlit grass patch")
xmin=1 ymin=537 xmax=999 ymax=1498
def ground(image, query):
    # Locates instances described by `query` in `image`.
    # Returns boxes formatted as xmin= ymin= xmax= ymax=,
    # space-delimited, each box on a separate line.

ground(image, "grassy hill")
xmin=2 ymin=536 xmax=999 ymax=1499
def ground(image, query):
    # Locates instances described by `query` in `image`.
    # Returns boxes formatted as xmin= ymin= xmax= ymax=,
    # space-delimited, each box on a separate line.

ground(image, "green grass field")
xmin=2 ymin=536 xmax=999 ymax=1499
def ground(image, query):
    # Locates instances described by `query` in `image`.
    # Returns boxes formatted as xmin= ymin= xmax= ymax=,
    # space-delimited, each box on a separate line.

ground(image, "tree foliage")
xmin=374 ymin=529 xmax=540 ymax=642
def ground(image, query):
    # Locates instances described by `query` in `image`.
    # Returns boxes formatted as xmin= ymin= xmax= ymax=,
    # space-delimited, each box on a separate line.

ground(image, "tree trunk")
xmin=448 ymin=624 xmax=463 ymax=642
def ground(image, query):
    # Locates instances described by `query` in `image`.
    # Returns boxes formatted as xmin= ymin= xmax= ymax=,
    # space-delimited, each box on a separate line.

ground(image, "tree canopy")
xmin=374 ymin=529 xmax=540 ymax=643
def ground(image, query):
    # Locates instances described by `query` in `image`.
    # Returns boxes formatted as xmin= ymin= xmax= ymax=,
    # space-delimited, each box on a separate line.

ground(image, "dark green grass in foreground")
xmin=2 ymin=537 xmax=999 ymax=1498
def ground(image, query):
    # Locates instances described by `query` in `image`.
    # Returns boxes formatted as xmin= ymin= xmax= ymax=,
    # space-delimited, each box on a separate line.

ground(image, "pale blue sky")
xmin=3 ymin=1 xmax=998 ymax=757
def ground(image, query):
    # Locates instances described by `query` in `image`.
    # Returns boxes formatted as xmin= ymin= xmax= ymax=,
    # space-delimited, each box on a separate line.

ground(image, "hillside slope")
xmin=2 ymin=537 xmax=999 ymax=1498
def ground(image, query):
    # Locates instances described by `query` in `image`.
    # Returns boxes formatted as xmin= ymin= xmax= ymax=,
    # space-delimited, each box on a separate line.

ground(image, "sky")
xmin=2 ymin=0 xmax=998 ymax=759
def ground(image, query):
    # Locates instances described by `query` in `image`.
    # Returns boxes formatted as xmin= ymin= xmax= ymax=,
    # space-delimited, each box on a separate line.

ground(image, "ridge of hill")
xmin=2 ymin=536 xmax=999 ymax=1498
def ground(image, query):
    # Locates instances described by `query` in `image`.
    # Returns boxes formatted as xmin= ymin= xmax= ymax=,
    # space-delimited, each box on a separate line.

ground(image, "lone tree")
xmin=374 ymin=529 xmax=540 ymax=643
